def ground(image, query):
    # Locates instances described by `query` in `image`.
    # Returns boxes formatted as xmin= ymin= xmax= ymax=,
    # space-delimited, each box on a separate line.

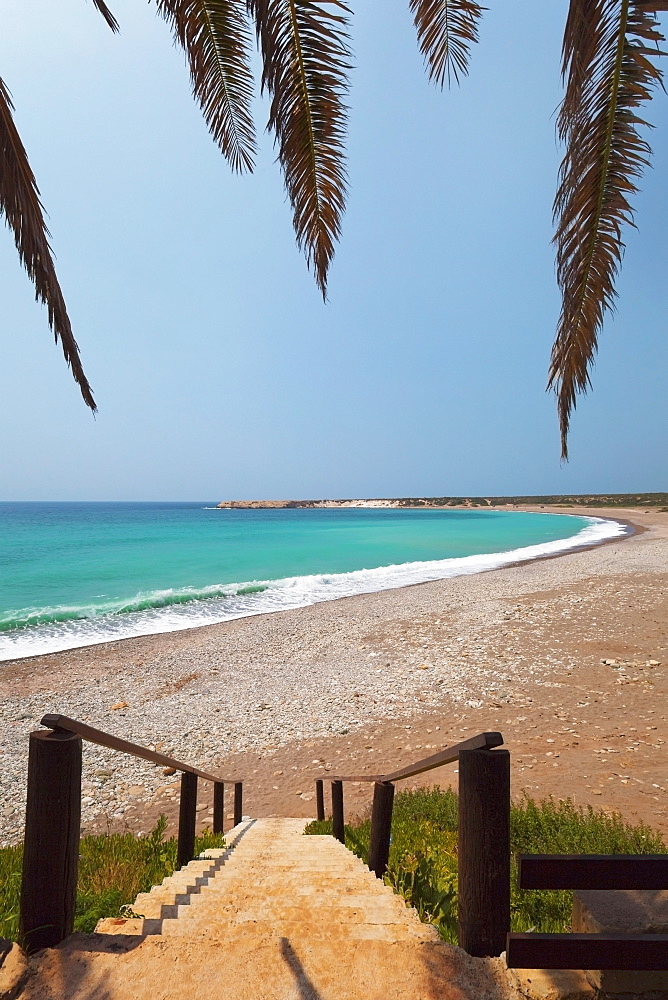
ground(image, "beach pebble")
xmin=0 ymin=519 xmax=664 ymax=845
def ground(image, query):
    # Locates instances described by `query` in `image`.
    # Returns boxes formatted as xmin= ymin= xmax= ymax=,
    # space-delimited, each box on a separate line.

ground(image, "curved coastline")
xmin=0 ymin=505 xmax=664 ymax=848
xmin=0 ymin=509 xmax=629 ymax=663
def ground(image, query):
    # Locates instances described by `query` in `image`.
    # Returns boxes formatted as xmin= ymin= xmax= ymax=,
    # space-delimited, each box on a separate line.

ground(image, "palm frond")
xmin=248 ymin=0 xmax=352 ymax=297
xmin=156 ymin=0 xmax=256 ymax=172
xmin=410 ymin=0 xmax=485 ymax=87
xmin=0 ymin=79 xmax=96 ymax=411
xmin=550 ymin=0 xmax=668 ymax=459
xmin=91 ymin=0 xmax=120 ymax=32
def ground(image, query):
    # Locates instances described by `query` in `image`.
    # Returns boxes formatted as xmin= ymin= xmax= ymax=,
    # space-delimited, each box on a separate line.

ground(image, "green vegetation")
xmin=305 ymin=788 xmax=664 ymax=943
xmin=393 ymin=493 xmax=668 ymax=509
xmin=0 ymin=842 xmax=22 ymax=942
xmin=0 ymin=817 xmax=224 ymax=942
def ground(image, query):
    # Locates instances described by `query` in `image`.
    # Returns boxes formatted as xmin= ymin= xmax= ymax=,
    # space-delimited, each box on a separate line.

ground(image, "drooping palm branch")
xmin=155 ymin=0 xmax=257 ymax=172
xmin=91 ymin=0 xmax=120 ymax=32
xmin=410 ymin=0 xmax=485 ymax=87
xmin=8 ymin=0 xmax=666 ymax=457
xmin=550 ymin=0 xmax=668 ymax=459
xmin=248 ymin=0 xmax=352 ymax=298
xmin=0 ymin=78 xmax=96 ymax=411
xmin=0 ymin=0 xmax=121 ymax=411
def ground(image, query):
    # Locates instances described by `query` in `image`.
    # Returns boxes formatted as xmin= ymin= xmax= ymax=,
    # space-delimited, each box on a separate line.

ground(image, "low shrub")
xmin=305 ymin=788 xmax=665 ymax=943
xmin=0 ymin=817 xmax=224 ymax=940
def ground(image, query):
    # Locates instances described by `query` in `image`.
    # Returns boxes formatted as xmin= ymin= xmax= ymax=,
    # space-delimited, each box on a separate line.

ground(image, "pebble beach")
xmin=0 ymin=505 xmax=666 ymax=844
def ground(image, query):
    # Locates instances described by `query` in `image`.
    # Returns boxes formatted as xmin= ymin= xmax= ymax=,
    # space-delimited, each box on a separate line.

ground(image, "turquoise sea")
xmin=0 ymin=503 xmax=625 ymax=661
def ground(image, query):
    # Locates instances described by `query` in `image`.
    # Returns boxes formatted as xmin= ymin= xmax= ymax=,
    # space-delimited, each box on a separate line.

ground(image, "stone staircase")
xmin=17 ymin=819 xmax=517 ymax=1000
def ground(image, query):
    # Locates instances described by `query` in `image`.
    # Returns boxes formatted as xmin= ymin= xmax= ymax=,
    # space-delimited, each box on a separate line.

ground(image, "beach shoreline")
xmin=0 ymin=504 xmax=630 ymax=665
xmin=0 ymin=504 xmax=665 ymax=845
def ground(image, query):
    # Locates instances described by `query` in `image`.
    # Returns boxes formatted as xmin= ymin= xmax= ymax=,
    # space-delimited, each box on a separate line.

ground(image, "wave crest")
xmin=0 ymin=515 xmax=626 ymax=661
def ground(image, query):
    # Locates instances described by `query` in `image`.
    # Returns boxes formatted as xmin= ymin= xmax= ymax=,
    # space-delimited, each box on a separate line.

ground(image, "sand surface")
xmin=1 ymin=505 xmax=666 ymax=844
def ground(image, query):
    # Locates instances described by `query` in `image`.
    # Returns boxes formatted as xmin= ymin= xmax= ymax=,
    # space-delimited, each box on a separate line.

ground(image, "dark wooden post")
xmin=331 ymin=780 xmax=344 ymax=843
xmin=213 ymin=781 xmax=224 ymax=835
xmin=177 ymin=771 xmax=198 ymax=868
xmin=315 ymin=779 xmax=325 ymax=821
xmin=20 ymin=729 xmax=82 ymax=952
xmin=458 ymin=747 xmax=510 ymax=957
xmin=368 ymin=781 xmax=394 ymax=879
xmin=234 ymin=782 xmax=243 ymax=826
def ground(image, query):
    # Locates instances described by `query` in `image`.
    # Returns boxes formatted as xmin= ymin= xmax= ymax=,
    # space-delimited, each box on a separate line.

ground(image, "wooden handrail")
xmin=327 ymin=730 xmax=503 ymax=782
xmin=41 ymin=714 xmax=240 ymax=783
xmin=322 ymin=729 xmax=509 ymax=959
xmin=21 ymin=714 xmax=243 ymax=951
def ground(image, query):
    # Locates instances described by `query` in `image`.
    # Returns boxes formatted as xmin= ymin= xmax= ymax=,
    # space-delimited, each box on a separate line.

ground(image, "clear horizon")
xmin=0 ymin=492 xmax=665 ymax=503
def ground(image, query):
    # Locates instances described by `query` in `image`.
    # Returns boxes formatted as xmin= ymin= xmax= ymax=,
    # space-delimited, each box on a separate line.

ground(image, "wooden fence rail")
xmin=507 ymin=853 xmax=668 ymax=971
xmin=20 ymin=715 xmax=242 ymax=953
xmin=516 ymin=854 xmax=668 ymax=889
xmin=508 ymin=933 xmax=668 ymax=971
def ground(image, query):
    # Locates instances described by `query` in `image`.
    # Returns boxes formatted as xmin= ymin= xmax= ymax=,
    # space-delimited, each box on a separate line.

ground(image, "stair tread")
xmin=20 ymin=818 xmax=501 ymax=1000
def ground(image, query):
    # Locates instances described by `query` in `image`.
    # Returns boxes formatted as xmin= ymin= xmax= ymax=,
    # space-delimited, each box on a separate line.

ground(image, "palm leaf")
xmin=0 ymin=79 xmax=96 ymax=411
xmin=248 ymin=0 xmax=352 ymax=297
xmin=410 ymin=0 xmax=485 ymax=87
xmin=91 ymin=1 xmax=120 ymax=32
xmin=550 ymin=0 xmax=668 ymax=459
xmin=156 ymin=0 xmax=256 ymax=172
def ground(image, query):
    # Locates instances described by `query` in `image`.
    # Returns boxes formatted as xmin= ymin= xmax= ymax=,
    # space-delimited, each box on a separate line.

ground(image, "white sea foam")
xmin=0 ymin=515 xmax=627 ymax=662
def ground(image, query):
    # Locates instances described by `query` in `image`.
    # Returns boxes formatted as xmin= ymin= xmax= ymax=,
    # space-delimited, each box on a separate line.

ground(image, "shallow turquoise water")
xmin=0 ymin=502 xmax=623 ymax=660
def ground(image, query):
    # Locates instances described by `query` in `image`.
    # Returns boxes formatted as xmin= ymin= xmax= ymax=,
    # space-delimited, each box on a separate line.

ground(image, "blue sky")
xmin=1 ymin=0 xmax=666 ymax=501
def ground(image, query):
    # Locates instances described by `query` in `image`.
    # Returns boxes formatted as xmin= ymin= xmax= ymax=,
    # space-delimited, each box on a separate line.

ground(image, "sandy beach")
xmin=0 ymin=505 xmax=666 ymax=845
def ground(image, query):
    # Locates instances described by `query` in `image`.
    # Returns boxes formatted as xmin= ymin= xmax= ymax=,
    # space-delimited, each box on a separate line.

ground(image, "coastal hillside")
xmin=216 ymin=493 xmax=668 ymax=510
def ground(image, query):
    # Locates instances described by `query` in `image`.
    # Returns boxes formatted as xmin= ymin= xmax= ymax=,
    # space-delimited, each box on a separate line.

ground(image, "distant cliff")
xmin=215 ymin=493 xmax=668 ymax=510
xmin=215 ymin=498 xmax=399 ymax=509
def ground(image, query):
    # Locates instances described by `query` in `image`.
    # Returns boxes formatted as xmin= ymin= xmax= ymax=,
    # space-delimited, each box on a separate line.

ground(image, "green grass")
xmin=0 ymin=816 xmax=224 ymax=942
xmin=0 ymin=842 xmax=22 ymax=942
xmin=305 ymin=788 xmax=665 ymax=943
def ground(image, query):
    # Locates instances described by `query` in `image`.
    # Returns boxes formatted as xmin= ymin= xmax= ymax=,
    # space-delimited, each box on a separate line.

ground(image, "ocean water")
xmin=0 ymin=503 xmax=625 ymax=661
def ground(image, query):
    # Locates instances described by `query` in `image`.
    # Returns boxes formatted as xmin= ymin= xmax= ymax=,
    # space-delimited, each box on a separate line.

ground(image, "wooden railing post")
xmin=213 ymin=781 xmax=224 ymax=834
xmin=458 ymin=747 xmax=510 ymax=957
xmin=177 ymin=771 xmax=198 ymax=867
xmin=234 ymin=782 xmax=243 ymax=826
xmin=315 ymin=779 xmax=325 ymax=821
xmin=368 ymin=781 xmax=394 ymax=879
xmin=20 ymin=729 xmax=82 ymax=953
xmin=331 ymin=780 xmax=344 ymax=843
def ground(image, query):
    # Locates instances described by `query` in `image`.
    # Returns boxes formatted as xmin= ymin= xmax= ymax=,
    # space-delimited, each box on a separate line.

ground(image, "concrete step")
xmin=21 ymin=817 xmax=518 ymax=1000
xmin=159 ymin=921 xmax=440 ymax=943
xmin=18 ymin=931 xmax=513 ymax=1000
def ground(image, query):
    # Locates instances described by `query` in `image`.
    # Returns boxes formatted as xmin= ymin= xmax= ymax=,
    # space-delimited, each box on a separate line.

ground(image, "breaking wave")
xmin=0 ymin=515 xmax=626 ymax=662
